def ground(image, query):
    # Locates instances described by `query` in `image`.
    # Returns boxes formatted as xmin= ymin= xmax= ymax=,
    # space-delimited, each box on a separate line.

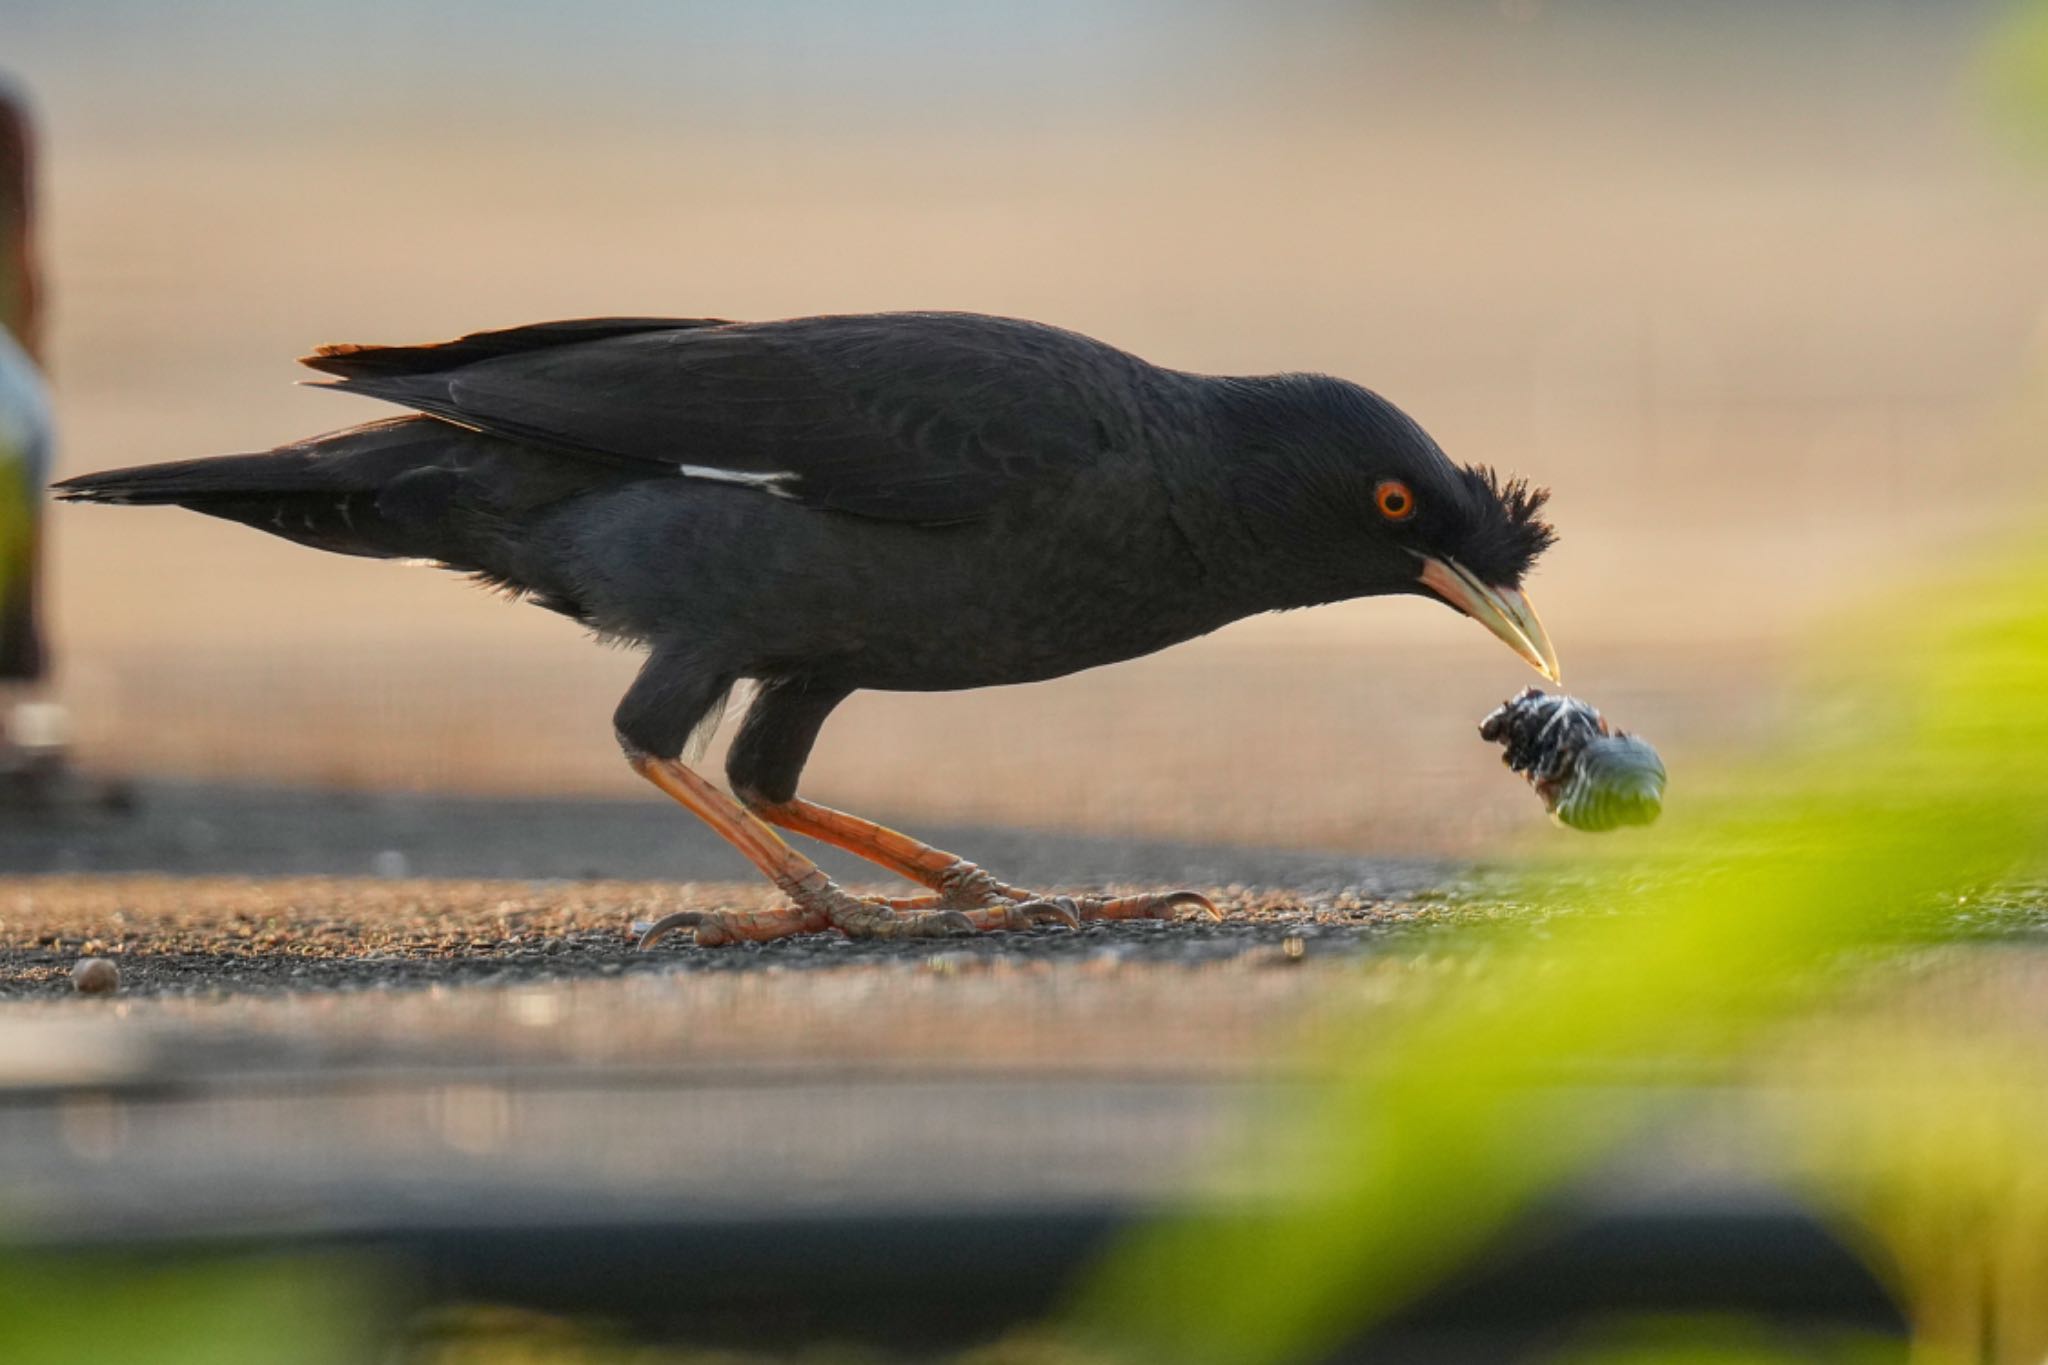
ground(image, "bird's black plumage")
xmin=57 ymin=311 xmax=1557 ymax=790
xmin=300 ymin=312 xmax=1145 ymax=525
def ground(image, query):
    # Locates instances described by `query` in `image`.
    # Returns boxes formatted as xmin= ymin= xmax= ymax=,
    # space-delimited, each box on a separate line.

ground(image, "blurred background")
xmin=11 ymin=0 xmax=2043 ymax=853
xmin=7 ymin=6 xmax=2048 ymax=1362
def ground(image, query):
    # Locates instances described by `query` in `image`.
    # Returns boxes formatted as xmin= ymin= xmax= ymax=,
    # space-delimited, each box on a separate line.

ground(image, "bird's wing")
xmin=301 ymin=314 xmax=1140 ymax=524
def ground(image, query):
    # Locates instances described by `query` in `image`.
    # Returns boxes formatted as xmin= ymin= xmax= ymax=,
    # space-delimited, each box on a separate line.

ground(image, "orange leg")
xmin=626 ymin=754 xmax=1077 ymax=948
xmin=748 ymin=795 xmax=1220 ymax=926
xmin=746 ymin=796 xmax=1029 ymax=904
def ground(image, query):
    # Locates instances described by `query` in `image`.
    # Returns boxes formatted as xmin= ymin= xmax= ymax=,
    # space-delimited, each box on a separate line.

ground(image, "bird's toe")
xmin=634 ymin=903 xmax=833 ymax=949
xmin=816 ymin=887 xmax=979 ymax=941
xmin=850 ymin=906 xmax=979 ymax=940
xmin=1161 ymin=890 xmax=1223 ymax=921
xmin=922 ymin=860 xmax=995 ymax=907
xmin=912 ymin=908 xmax=980 ymax=939
xmin=1074 ymin=890 xmax=1222 ymax=923
xmin=634 ymin=910 xmax=711 ymax=949
xmin=995 ymin=897 xmax=1083 ymax=931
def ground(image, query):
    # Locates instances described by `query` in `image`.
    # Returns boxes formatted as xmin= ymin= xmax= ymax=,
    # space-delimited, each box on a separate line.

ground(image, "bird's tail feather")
xmin=55 ymin=416 xmax=638 ymax=626
xmin=55 ymin=417 xmax=460 ymax=559
xmin=52 ymin=415 xmax=600 ymax=567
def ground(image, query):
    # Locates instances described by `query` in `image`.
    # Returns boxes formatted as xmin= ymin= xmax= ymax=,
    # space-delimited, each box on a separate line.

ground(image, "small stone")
xmin=71 ymin=957 xmax=120 ymax=995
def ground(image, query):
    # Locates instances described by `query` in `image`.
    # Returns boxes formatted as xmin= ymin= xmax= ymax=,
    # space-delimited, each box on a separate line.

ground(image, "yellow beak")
xmin=1416 ymin=555 xmax=1561 ymax=684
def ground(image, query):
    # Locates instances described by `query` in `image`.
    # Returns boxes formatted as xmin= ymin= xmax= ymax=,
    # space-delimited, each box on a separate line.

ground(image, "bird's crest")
xmin=1453 ymin=464 xmax=1556 ymax=589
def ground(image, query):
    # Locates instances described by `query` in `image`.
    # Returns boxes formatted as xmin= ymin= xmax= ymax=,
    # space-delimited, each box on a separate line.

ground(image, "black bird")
xmin=56 ymin=313 xmax=1559 ymax=946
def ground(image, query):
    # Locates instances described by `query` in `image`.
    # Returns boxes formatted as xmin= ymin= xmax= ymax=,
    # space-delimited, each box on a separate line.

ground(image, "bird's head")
xmin=1216 ymin=374 xmax=1561 ymax=681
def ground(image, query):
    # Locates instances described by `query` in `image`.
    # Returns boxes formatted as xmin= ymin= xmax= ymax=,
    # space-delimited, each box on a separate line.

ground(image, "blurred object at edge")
xmin=0 ymin=74 xmax=72 ymax=804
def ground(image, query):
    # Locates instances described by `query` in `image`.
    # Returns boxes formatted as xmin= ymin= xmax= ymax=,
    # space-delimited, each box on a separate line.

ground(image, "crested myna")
xmin=56 ymin=313 xmax=1559 ymax=945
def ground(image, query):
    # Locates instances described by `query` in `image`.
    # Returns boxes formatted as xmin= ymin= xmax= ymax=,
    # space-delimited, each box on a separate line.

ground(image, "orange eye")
xmin=1375 ymin=480 xmax=1416 ymax=521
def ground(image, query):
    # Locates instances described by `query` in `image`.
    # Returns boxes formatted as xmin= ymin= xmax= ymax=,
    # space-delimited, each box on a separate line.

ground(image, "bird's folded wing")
xmin=301 ymin=314 xmax=1126 ymax=524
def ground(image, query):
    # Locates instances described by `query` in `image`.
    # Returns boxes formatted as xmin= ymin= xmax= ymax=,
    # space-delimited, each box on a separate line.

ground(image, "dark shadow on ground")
xmin=0 ymin=778 xmax=1448 ymax=893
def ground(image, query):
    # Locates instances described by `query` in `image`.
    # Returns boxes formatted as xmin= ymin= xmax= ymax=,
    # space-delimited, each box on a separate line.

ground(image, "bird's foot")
xmin=812 ymin=873 xmax=1104 ymax=939
xmin=633 ymin=874 xmax=1080 ymax=949
xmin=903 ymin=875 xmax=1220 ymax=927
xmin=910 ymin=862 xmax=1218 ymax=926
xmin=744 ymin=798 xmax=1222 ymax=930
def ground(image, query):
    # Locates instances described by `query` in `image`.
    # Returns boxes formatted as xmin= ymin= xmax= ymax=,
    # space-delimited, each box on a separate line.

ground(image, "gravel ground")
xmin=0 ymin=875 xmax=1488 ymax=1002
xmin=0 ymin=786 xmax=2037 ymax=1350
xmin=0 ymin=868 xmax=1490 ymax=1250
xmin=0 ymin=778 xmax=1469 ymax=1000
xmin=0 ymin=793 xmax=1495 ymax=1254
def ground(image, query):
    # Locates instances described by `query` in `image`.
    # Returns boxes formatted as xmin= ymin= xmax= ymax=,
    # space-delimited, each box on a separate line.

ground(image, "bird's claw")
xmin=634 ymin=903 xmax=833 ymax=949
xmin=634 ymin=910 xmax=705 ymax=949
xmin=994 ymin=898 xmax=1084 ymax=931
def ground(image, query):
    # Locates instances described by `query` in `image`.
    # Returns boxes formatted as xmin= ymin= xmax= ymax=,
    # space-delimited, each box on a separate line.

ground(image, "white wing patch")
xmin=675 ymin=464 xmax=799 ymax=499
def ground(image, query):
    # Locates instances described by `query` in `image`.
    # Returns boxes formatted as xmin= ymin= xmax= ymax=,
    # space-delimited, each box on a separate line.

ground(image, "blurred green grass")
xmin=1546 ymin=1320 xmax=1903 ymax=1365
xmin=0 ymin=1252 xmax=381 ymax=1364
xmin=1072 ymin=534 xmax=2048 ymax=1363
xmin=1984 ymin=0 xmax=2048 ymax=156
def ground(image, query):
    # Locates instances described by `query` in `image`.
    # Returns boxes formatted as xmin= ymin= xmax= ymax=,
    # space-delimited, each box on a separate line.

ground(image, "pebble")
xmin=70 ymin=957 xmax=120 ymax=995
